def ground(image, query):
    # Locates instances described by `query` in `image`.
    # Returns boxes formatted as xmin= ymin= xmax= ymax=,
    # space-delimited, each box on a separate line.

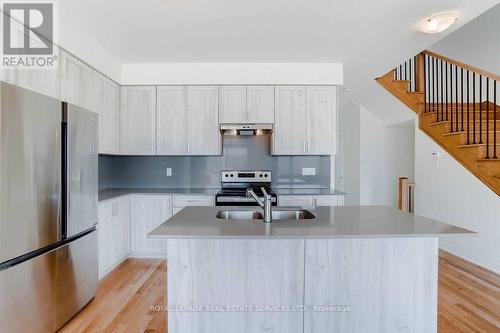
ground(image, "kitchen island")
xmin=149 ymin=206 xmax=473 ymax=333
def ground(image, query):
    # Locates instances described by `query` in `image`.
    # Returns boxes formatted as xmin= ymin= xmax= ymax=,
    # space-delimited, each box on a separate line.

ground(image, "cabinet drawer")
xmin=313 ymin=195 xmax=343 ymax=207
xmin=278 ymin=195 xmax=314 ymax=207
xmin=173 ymin=195 xmax=214 ymax=207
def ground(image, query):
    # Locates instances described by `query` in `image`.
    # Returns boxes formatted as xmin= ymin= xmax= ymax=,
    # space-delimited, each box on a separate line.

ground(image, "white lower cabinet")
xmin=98 ymin=196 xmax=131 ymax=279
xmin=130 ymin=195 xmax=172 ymax=257
xmin=278 ymin=194 xmax=344 ymax=208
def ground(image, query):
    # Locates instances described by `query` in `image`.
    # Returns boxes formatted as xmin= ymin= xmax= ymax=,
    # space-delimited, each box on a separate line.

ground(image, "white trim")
xmin=121 ymin=63 xmax=343 ymax=86
xmin=439 ymin=245 xmax=500 ymax=276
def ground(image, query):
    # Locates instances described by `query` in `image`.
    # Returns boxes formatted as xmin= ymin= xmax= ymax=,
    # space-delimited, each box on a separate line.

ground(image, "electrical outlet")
xmin=302 ymin=168 xmax=316 ymax=176
xmin=166 ymin=168 xmax=172 ymax=176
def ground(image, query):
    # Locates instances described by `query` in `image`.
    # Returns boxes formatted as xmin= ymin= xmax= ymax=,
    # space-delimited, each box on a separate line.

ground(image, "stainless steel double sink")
xmin=216 ymin=209 xmax=315 ymax=221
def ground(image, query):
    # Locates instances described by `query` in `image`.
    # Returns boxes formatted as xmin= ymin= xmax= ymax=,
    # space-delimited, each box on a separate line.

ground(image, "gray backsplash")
xmin=99 ymin=136 xmax=330 ymax=190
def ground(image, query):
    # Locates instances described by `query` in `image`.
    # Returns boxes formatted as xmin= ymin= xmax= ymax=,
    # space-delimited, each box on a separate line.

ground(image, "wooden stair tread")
xmin=457 ymin=143 xmax=500 ymax=148
xmin=443 ymin=130 xmax=500 ymax=137
xmin=429 ymin=120 xmax=500 ymax=126
xmin=477 ymin=158 xmax=500 ymax=162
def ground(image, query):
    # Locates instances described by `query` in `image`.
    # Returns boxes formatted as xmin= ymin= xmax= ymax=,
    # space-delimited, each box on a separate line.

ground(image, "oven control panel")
xmin=221 ymin=170 xmax=271 ymax=182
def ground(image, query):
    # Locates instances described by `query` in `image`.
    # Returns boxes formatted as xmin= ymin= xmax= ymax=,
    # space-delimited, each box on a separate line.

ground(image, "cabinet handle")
xmin=307 ymin=142 xmax=310 ymax=152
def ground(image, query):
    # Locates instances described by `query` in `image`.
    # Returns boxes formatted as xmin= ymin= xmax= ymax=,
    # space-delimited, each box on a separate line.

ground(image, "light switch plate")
xmin=302 ymin=167 xmax=316 ymax=176
xmin=166 ymin=168 xmax=172 ymax=176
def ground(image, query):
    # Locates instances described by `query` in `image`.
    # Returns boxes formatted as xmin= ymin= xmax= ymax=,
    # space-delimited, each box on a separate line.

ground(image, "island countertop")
xmin=149 ymin=206 xmax=474 ymax=239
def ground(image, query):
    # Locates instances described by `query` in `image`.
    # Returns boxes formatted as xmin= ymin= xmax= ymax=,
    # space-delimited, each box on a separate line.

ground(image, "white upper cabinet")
xmin=60 ymin=51 xmax=97 ymax=111
xmin=219 ymin=85 xmax=274 ymax=123
xmin=157 ymin=86 xmax=188 ymax=155
xmin=273 ymin=86 xmax=306 ymax=155
xmin=120 ymin=86 xmax=156 ymax=155
xmin=305 ymin=86 xmax=337 ymax=155
xmin=187 ymin=86 xmax=221 ymax=155
xmin=247 ymin=85 xmax=274 ymax=123
xmin=96 ymin=74 xmax=120 ymax=154
xmin=219 ymin=86 xmax=246 ymax=123
xmin=1 ymin=14 xmax=60 ymax=99
xmin=273 ymin=86 xmax=337 ymax=155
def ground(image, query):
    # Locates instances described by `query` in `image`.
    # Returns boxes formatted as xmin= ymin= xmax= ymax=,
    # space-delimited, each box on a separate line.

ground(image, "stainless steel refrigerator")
xmin=0 ymin=82 xmax=98 ymax=332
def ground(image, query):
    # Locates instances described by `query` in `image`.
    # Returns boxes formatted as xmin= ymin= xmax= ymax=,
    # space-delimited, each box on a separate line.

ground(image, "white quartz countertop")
xmin=148 ymin=206 xmax=474 ymax=239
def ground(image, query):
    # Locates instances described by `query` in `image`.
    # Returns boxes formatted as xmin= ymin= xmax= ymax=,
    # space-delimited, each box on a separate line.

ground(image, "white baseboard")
xmin=98 ymin=255 xmax=129 ymax=280
xmin=128 ymin=251 xmax=167 ymax=259
xmin=439 ymin=245 xmax=500 ymax=276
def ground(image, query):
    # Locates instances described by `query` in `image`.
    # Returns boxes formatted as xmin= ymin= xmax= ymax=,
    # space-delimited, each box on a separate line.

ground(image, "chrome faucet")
xmin=247 ymin=187 xmax=272 ymax=223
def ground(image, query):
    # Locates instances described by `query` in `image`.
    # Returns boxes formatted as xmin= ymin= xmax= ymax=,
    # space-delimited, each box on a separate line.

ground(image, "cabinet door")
xmin=273 ymin=86 xmax=306 ymax=155
xmin=187 ymin=86 xmax=221 ymax=155
xmin=157 ymin=86 xmax=188 ymax=155
xmin=98 ymin=202 xmax=114 ymax=279
xmin=96 ymin=74 xmax=120 ymax=154
xmin=15 ymin=47 xmax=61 ymax=99
xmin=131 ymin=195 xmax=172 ymax=256
xmin=247 ymin=85 xmax=274 ymax=123
xmin=278 ymin=195 xmax=313 ymax=207
xmin=120 ymin=86 xmax=156 ymax=155
xmin=0 ymin=16 xmax=20 ymax=84
xmin=61 ymin=51 xmax=97 ymax=111
xmin=219 ymin=86 xmax=246 ymax=123
xmin=113 ymin=196 xmax=131 ymax=261
xmin=306 ymin=86 xmax=336 ymax=155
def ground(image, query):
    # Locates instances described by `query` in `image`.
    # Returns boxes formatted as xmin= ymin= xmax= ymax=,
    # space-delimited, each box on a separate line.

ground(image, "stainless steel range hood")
xmin=220 ymin=124 xmax=273 ymax=136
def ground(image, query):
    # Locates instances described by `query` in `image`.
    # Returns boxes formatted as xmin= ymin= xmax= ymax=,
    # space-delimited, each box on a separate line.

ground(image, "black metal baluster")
xmin=405 ymin=61 xmax=407 ymax=81
xmin=473 ymin=72 xmax=476 ymax=144
xmin=494 ymin=80 xmax=497 ymax=159
xmin=432 ymin=57 xmax=436 ymax=114
xmin=435 ymin=58 xmax=438 ymax=119
xmin=424 ymin=55 xmax=427 ymax=112
xmin=455 ymin=65 xmax=459 ymax=132
xmin=467 ymin=70 xmax=470 ymax=144
xmin=414 ymin=56 xmax=417 ymax=93
xmin=443 ymin=62 xmax=448 ymax=121
xmin=409 ymin=58 xmax=412 ymax=91
xmin=450 ymin=64 xmax=453 ymax=132
xmin=486 ymin=77 xmax=490 ymax=158
xmin=461 ymin=68 xmax=464 ymax=131
xmin=479 ymin=75 xmax=483 ymax=144
xmin=440 ymin=59 xmax=444 ymax=121
xmin=400 ymin=64 xmax=402 ymax=80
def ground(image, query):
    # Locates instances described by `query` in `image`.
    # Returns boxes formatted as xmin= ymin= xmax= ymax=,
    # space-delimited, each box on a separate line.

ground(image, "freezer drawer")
xmin=0 ymin=230 xmax=98 ymax=333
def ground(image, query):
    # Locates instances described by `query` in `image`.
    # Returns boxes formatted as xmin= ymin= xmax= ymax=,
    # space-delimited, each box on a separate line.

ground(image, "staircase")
xmin=377 ymin=50 xmax=500 ymax=196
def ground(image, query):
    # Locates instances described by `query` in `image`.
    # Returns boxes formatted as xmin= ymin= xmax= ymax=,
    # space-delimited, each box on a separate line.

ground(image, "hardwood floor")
xmin=60 ymin=251 xmax=499 ymax=333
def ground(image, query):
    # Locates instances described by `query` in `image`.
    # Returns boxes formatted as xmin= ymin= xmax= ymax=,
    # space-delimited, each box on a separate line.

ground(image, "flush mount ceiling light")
xmin=420 ymin=12 xmax=459 ymax=34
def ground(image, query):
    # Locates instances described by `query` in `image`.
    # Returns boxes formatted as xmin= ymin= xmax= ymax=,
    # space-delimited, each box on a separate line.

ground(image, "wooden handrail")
xmin=423 ymin=50 xmax=500 ymax=81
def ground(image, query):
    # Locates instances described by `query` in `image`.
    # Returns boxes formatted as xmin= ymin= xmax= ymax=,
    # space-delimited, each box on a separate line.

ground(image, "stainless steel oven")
xmin=216 ymin=170 xmax=277 ymax=206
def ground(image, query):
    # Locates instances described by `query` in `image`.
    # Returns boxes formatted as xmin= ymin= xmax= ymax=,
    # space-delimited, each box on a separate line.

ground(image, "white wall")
xmin=336 ymin=91 xmax=361 ymax=205
xmin=430 ymin=3 xmax=500 ymax=75
xmin=120 ymin=63 xmax=343 ymax=85
xmin=414 ymin=129 xmax=500 ymax=274
xmin=359 ymin=107 xmax=415 ymax=207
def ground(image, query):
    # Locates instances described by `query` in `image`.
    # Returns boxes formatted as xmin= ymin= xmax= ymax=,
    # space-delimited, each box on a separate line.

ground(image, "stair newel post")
xmin=415 ymin=53 xmax=425 ymax=91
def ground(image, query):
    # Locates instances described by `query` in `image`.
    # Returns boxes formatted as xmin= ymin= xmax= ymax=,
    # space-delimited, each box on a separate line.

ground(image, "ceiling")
xmin=58 ymin=0 xmax=499 ymax=123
